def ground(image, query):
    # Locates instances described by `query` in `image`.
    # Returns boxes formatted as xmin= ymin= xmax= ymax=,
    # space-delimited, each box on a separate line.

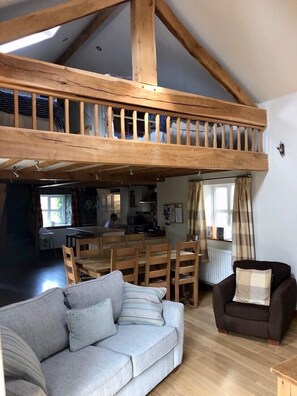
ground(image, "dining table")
xmin=75 ymin=250 xmax=196 ymax=279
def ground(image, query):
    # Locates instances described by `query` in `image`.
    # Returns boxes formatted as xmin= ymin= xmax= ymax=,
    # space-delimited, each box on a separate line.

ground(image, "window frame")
xmin=41 ymin=194 xmax=71 ymax=227
xmin=203 ymin=180 xmax=235 ymax=241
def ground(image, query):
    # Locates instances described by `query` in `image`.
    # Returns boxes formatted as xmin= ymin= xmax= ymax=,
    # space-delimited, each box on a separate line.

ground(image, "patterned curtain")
xmin=232 ymin=177 xmax=255 ymax=261
xmin=188 ymin=181 xmax=208 ymax=262
xmin=71 ymin=191 xmax=79 ymax=227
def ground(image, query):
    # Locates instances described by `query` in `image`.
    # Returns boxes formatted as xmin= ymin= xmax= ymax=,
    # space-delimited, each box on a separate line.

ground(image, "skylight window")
xmin=0 ymin=26 xmax=60 ymax=53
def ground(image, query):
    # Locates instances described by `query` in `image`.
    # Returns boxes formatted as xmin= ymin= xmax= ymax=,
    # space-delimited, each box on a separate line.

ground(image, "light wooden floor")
xmin=151 ymin=289 xmax=297 ymax=396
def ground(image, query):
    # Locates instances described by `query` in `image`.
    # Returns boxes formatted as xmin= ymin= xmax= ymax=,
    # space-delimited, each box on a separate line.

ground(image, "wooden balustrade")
xmin=0 ymin=86 xmax=264 ymax=153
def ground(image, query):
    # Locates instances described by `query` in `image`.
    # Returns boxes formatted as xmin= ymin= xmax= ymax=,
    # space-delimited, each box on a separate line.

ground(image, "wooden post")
xmin=131 ymin=0 xmax=157 ymax=85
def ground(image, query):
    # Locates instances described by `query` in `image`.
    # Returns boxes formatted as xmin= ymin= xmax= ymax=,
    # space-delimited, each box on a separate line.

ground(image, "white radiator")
xmin=200 ymin=247 xmax=232 ymax=285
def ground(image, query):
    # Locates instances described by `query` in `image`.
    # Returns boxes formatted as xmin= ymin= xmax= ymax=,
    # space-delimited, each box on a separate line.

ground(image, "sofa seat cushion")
xmin=64 ymin=271 xmax=124 ymax=321
xmin=97 ymin=324 xmax=177 ymax=377
xmin=0 ymin=288 xmax=68 ymax=361
xmin=41 ymin=346 xmax=132 ymax=396
xmin=225 ymin=301 xmax=269 ymax=321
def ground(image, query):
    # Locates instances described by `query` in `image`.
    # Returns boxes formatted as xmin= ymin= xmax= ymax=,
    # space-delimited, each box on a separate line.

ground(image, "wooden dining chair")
xmin=125 ymin=233 xmax=145 ymax=248
xmin=101 ymin=235 xmax=126 ymax=255
xmin=62 ymin=245 xmax=80 ymax=285
xmin=144 ymin=243 xmax=171 ymax=300
xmin=111 ymin=246 xmax=139 ymax=284
xmin=76 ymin=237 xmax=101 ymax=258
xmin=171 ymin=241 xmax=200 ymax=307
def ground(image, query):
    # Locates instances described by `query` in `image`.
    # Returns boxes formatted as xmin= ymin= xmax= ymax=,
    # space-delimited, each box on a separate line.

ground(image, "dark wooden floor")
xmin=0 ymin=248 xmax=66 ymax=308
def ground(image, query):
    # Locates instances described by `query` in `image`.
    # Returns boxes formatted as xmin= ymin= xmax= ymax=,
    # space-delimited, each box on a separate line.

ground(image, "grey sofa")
xmin=0 ymin=270 xmax=184 ymax=396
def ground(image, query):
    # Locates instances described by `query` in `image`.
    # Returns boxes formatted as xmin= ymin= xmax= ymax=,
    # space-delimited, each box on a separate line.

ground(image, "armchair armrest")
xmin=213 ymin=274 xmax=236 ymax=330
xmin=162 ymin=300 xmax=184 ymax=367
xmin=269 ymin=277 xmax=297 ymax=342
xmin=5 ymin=378 xmax=46 ymax=396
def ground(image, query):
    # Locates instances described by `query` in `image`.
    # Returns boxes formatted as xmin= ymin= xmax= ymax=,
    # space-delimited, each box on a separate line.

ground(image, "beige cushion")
xmin=233 ymin=268 xmax=272 ymax=306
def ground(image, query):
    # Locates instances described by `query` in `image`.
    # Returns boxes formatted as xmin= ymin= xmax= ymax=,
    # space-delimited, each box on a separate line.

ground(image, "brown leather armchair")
xmin=213 ymin=260 xmax=297 ymax=345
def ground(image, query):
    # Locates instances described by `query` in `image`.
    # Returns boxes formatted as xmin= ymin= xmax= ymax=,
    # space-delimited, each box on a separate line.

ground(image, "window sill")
xmin=207 ymin=238 xmax=232 ymax=243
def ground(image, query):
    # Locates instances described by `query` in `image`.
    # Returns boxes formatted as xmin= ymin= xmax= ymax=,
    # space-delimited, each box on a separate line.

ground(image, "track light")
xmin=94 ymin=172 xmax=100 ymax=180
xmin=12 ymin=166 xmax=20 ymax=178
xmin=129 ymin=167 xmax=134 ymax=176
xmin=34 ymin=160 xmax=41 ymax=171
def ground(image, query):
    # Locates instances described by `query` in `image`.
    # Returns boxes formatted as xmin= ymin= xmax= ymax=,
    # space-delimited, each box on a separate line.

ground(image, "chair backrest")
xmin=186 ymin=234 xmax=199 ymax=241
xmin=62 ymin=245 xmax=80 ymax=285
xmin=76 ymin=237 xmax=101 ymax=258
xmin=101 ymin=235 xmax=126 ymax=255
xmin=111 ymin=246 xmax=139 ymax=284
xmin=175 ymin=241 xmax=200 ymax=279
xmin=125 ymin=233 xmax=145 ymax=248
xmin=233 ymin=260 xmax=291 ymax=293
xmin=145 ymin=243 xmax=171 ymax=299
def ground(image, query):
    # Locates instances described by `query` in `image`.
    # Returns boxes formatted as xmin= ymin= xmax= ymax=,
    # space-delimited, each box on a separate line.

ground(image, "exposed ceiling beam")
xmin=131 ymin=0 xmax=157 ymax=85
xmin=0 ymin=0 xmax=128 ymax=45
xmin=0 ymin=54 xmax=266 ymax=126
xmin=155 ymin=0 xmax=255 ymax=106
xmin=56 ymin=6 xmax=117 ymax=65
xmin=0 ymin=158 xmax=21 ymax=169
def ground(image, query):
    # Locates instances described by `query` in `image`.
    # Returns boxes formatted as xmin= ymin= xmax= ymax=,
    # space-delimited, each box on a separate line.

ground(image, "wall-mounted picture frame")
xmin=163 ymin=203 xmax=183 ymax=224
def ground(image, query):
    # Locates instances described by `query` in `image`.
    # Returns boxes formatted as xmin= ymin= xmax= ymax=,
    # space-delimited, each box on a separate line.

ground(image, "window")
xmin=41 ymin=194 xmax=71 ymax=227
xmin=204 ymin=182 xmax=234 ymax=240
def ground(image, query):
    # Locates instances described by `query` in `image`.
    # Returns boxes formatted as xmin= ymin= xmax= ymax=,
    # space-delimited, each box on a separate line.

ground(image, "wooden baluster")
xmin=196 ymin=120 xmax=200 ymax=147
xmin=186 ymin=119 xmax=190 ymax=146
xmin=213 ymin=123 xmax=217 ymax=148
xmin=252 ymin=128 xmax=256 ymax=152
xmin=64 ymin=98 xmax=69 ymax=134
xmin=133 ymin=110 xmax=137 ymax=141
xmin=94 ymin=104 xmax=99 ymax=136
xmin=144 ymin=112 xmax=149 ymax=141
xmin=166 ymin=116 xmax=170 ymax=144
xmin=107 ymin=106 xmax=113 ymax=138
xmin=258 ymin=130 xmax=263 ymax=152
xmin=229 ymin=124 xmax=233 ymax=150
xmin=49 ymin=96 xmax=54 ymax=131
xmin=80 ymin=101 xmax=84 ymax=135
xmin=237 ymin=126 xmax=241 ymax=150
xmin=13 ymin=90 xmax=19 ymax=128
xmin=32 ymin=93 xmax=37 ymax=130
xmin=221 ymin=124 xmax=225 ymax=149
xmin=120 ymin=108 xmax=125 ymax=140
xmin=176 ymin=117 xmax=181 ymax=145
xmin=245 ymin=127 xmax=249 ymax=151
xmin=204 ymin=121 xmax=209 ymax=148
xmin=155 ymin=114 xmax=160 ymax=143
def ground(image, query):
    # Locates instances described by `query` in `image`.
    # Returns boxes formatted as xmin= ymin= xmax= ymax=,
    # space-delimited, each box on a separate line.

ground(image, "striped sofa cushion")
xmin=1 ymin=325 xmax=47 ymax=394
xmin=117 ymin=283 xmax=166 ymax=326
xmin=233 ymin=268 xmax=272 ymax=306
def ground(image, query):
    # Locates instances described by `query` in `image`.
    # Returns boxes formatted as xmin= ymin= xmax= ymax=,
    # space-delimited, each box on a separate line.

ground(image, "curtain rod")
xmin=189 ymin=173 xmax=251 ymax=182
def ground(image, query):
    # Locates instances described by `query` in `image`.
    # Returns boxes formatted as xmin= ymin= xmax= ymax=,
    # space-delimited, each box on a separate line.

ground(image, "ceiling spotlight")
xmin=94 ymin=172 xmax=100 ymax=180
xmin=129 ymin=167 xmax=134 ymax=176
xmin=12 ymin=166 xmax=20 ymax=178
xmin=34 ymin=160 xmax=41 ymax=171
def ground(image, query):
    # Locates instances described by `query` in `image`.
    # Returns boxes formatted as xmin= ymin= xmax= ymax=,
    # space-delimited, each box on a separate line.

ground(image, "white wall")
xmin=252 ymin=91 xmax=297 ymax=278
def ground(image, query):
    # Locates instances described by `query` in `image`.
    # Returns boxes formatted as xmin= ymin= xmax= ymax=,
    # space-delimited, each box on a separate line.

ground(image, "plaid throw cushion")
xmin=233 ymin=268 xmax=272 ymax=306
xmin=117 ymin=283 xmax=166 ymax=326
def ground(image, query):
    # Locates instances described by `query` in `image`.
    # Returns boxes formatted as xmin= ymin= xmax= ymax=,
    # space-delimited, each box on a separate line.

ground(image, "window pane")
xmin=41 ymin=196 xmax=48 ymax=209
xmin=215 ymin=187 xmax=227 ymax=210
xmin=50 ymin=197 xmax=63 ymax=210
xmin=50 ymin=210 xmax=63 ymax=224
xmin=230 ymin=184 xmax=235 ymax=210
xmin=215 ymin=212 xmax=228 ymax=228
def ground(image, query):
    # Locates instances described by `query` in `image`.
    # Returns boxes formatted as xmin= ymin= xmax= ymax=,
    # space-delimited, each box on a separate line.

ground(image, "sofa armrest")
xmin=162 ymin=300 xmax=184 ymax=367
xmin=268 ymin=277 xmax=297 ymax=342
xmin=212 ymin=274 xmax=236 ymax=330
xmin=5 ymin=378 xmax=46 ymax=396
